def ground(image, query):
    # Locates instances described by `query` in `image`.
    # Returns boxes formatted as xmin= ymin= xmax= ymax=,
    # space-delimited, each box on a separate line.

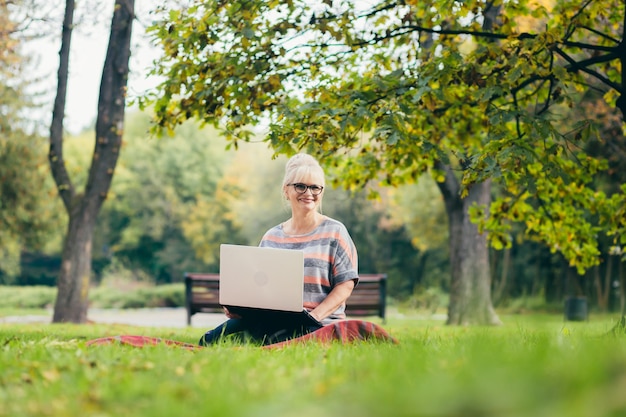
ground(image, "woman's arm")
xmin=309 ymin=279 xmax=356 ymax=322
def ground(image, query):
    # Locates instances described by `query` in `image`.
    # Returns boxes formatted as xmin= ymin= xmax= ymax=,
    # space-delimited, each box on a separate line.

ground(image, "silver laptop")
xmin=218 ymin=244 xmax=322 ymax=328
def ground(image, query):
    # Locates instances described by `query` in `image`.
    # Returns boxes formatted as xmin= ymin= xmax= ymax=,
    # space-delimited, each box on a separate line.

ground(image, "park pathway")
xmin=0 ymin=307 xmax=226 ymax=329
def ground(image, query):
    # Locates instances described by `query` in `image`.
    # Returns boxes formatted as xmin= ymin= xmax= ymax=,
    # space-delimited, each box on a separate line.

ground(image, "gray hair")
xmin=282 ymin=153 xmax=325 ymax=187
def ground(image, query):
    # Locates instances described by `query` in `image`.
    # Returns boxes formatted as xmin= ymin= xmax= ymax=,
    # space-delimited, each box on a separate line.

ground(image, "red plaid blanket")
xmin=85 ymin=320 xmax=397 ymax=350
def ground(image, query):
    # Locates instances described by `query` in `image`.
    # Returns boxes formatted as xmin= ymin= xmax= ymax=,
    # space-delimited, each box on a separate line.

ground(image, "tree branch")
xmin=562 ymin=0 xmax=595 ymax=40
xmin=351 ymin=24 xmax=517 ymax=48
xmin=554 ymin=46 xmax=621 ymax=91
xmin=357 ymin=1 xmax=400 ymax=20
xmin=580 ymin=25 xmax=620 ymax=44
xmin=560 ymin=40 xmax=615 ymax=53
xmin=48 ymin=0 xmax=76 ymax=213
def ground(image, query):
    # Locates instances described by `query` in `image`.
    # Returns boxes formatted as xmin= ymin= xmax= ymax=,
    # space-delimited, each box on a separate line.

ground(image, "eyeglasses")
xmin=288 ymin=183 xmax=324 ymax=195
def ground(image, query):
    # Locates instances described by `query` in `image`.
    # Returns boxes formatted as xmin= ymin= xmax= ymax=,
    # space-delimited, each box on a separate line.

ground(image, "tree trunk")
xmin=543 ymin=251 xmax=565 ymax=303
xmin=594 ymin=258 xmax=611 ymax=312
xmin=52 ymin=205 xmax=96 ymax=322
xmin=436 ymin=162 xmax=501 ymax=325
xmin=603 ymin=256 xmax=612 ymax=311
xmin=492 ymin=247 xmax=510 ymax=306
xmin=617 ymin=258 xmax=626 ymax=316
xmin=609 ymin=260 xmax=626 ymax=334
xmin=50 ymin=0 xmax=134 ymax=323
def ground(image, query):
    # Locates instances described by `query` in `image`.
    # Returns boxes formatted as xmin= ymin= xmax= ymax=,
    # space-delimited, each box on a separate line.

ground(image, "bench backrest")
xmin=184 ymin=273 xmax=221 ymax=316
xmin=345 ymin=273 xmax=387 ymax=319
xmin=184 ymin=272 xmax=387 ymax=322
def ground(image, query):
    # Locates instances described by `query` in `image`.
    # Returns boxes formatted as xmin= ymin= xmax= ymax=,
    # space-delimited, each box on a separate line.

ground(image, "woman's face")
xmin=284 ymin=172 xmax=324 ymax=214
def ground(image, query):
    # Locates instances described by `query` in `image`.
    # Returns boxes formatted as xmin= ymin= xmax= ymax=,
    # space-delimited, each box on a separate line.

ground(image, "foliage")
xmin=14 ymin=113 xmax=428 ymax=296
xmin=498 ymin=294 xmax=563 ymax=315
xmin=0 ymin=1 xmax=64 ymax=281
xmin=382 ymin=178 xmax=451 ymax=295
xmin=13 ymin=251 xmax=62 ymax=286
xmin=223 ymin=146 xmax=292 ymax=244
xmin=144 ymin=0 xmax=626 ymax=275
xmin=180 ymin=175 xmax=246 ymax=265
xmin=387 ymin=177 xmax=448 ymax=252
xmin=2 ymin=316 xmax=626 ymax=416
xmin=395 ymin=286 xmax=450 ymax=314
xmin=89 ymin=284 xmax=185 ymax=309
xmin=0 ymin=284 xmax=186 ymax=310
xmin=0 ymin=285 xmax=56 ymax=309
xmin=324 ymin=186 xmax=428 ymax=297
xmin=99 ymin=257 xmax=155 ymax=287
xmin=91 ymin=112 xmax=247 ymax=282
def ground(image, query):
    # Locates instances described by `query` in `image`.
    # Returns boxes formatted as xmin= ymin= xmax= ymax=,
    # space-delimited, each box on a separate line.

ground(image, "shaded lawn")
xmin=1 ymin=314 xmax=625 ymax=417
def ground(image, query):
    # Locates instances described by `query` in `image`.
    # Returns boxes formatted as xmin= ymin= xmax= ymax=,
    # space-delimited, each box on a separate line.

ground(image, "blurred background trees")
xmin=0 ymin=0 xmax=64 ymax=282
xmin=4 ymin=105 xmax=619 ymax=313
xmin=1 ymin=0 xmax=624 ymax=318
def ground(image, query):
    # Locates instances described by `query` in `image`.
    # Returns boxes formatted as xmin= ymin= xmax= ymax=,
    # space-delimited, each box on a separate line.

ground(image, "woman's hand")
xmin=309 ymin=279 xmax=356 ymax=322
xmin=223 ymin=307 xmax=242 ymax=319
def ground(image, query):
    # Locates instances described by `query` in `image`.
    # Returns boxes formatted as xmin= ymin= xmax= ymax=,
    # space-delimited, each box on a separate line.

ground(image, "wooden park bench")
xmin=184 ymin=272 xmax=387 ymax=325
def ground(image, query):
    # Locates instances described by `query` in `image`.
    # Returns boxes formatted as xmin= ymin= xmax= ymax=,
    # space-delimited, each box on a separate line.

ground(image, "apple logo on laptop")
xmin=254 ymin=271 xmax=269 ymax=286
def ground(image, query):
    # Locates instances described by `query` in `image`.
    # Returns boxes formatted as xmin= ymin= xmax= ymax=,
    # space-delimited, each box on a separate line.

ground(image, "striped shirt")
xmin=259 ymin=216 xmax=359 ymax=324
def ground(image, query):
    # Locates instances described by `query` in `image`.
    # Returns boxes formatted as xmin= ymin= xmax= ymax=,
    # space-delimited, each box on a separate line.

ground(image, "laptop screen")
xmin=218 ymin=244 xmax=305 ymax=312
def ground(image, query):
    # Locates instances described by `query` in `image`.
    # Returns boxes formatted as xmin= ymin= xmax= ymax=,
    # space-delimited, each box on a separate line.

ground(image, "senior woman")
xmin=199 ymin=153 xmax=359 ymax=345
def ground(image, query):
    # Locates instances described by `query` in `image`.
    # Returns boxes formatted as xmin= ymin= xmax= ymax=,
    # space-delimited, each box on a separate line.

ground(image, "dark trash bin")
xmin=564 ymin=296 xmax=588 ymax=321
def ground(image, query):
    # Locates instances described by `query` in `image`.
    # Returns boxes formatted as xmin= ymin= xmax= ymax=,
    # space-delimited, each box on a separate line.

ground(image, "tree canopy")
xmin=143 ymin=0 xmax=626 ymax=274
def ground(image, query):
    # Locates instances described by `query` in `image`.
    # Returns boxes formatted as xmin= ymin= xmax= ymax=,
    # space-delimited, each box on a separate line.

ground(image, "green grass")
xmin=1 ymin=314 xmax=626 ymax=417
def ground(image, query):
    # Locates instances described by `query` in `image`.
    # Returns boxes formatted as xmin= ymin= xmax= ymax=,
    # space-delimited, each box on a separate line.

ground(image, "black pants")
xmin=198 ymin=318 xmax=319 ymax=346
